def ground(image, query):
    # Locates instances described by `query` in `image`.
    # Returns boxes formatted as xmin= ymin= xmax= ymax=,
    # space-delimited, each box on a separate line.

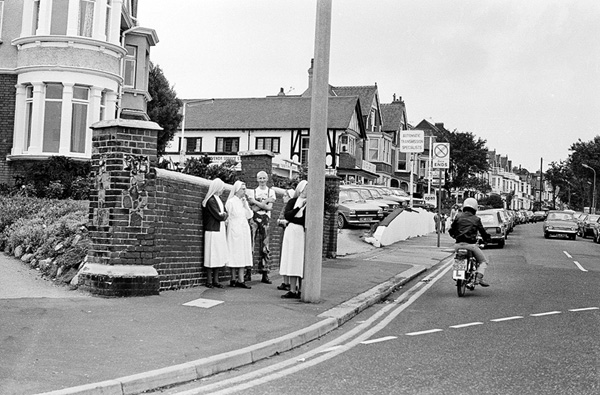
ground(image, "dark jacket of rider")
xmin=449 ymin=211 xmax=491 ymax=244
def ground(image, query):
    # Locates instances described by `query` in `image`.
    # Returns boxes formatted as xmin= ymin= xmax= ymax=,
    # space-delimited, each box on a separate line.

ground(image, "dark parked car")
xmin=543 ymin=211 xmax=578 ymax=240
xmin=581 ymin=214 xmax=600 ymax=238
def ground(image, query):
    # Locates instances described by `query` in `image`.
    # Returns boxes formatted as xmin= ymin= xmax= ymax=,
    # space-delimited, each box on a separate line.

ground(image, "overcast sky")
xmin=137 ymin=0 xmax=600 ymax=172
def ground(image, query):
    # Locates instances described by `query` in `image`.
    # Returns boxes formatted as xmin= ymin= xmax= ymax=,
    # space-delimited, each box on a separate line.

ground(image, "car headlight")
xmin=377 ymin=209 xmax=383 ymax=214
xmin=349 ymin=210 xmax=355 ymax=215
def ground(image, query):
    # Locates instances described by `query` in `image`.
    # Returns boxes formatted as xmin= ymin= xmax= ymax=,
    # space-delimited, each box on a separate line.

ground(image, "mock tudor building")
xmin=164 ymin=95 xmax=378 ymax=183
xmin=0 ymin=0 xmax=157 ymax=183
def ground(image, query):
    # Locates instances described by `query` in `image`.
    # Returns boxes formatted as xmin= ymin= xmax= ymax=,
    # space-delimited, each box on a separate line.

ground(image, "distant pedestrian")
xmin=279 ymin=180 xmax=308 ymax=299
xmin=202 ymin=178 xmax=229 ymax=288
xmin=441 ymin=213 xmax=447 ymax=233
xmin=247 ymin=171 xmax=276 ymax=284
xmin=434 ymin=213 xmax=441 ymax=233
xmin=450 ymin=205 xmax=459 ymax=222
xmin=226 ymin=181 xmax=253 ymax=289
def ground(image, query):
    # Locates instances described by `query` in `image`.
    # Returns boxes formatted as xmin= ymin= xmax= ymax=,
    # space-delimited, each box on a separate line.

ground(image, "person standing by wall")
xmin=225 ymin=181 xmax=254 ymax=289
xmin=202 ymin=178 xmax=229 ymax=288
xmin=276 ymin=188 xmax=295 ymax=292
xmin=247 ymin=171 xmax=276 ymax=284
xmin=279 ymin=180 xmax=308 ymax=299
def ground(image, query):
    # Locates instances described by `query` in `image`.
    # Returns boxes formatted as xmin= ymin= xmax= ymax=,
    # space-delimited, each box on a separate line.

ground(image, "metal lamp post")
xmin=180 ymin=99 xmax=214 ymax=165
xmin=582 ymin=163 xmax=596 ymax=214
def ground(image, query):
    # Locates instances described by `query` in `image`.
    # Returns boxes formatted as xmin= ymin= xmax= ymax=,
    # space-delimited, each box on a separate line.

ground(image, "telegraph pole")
xmin=303 ymin=0 xmax=332 ymax=302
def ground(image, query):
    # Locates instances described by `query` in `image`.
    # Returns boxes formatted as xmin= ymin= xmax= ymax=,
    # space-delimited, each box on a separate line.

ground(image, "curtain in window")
xmin=79 ymin=0 xmax=95 ymax=37
xmin=71 ymin=103 xmax=88 ymax=153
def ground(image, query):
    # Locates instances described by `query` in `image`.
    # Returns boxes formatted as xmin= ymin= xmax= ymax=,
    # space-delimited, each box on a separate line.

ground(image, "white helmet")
xmin=463 ymin=198 xmax=478 ymax=211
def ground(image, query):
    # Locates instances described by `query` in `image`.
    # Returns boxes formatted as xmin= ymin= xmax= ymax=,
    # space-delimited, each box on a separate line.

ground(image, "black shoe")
xmin=281 ymin=291 xmax=300 ymax=299
xmin=261 ymin=275 xmax=272 ymax=284
xmin=277 ymin=283 xmax=291 ymax=291
xmin=244 ymin=272 xmax=252 ymax=282
xmin=236 ymin=281 xmax=251 ymax=289
xmin=475 ymin=273 xmax=489 ymax=287
xmin=212 ymin=282 xmax=224 ymax=289
xmin=230 ymin=280 xmax=236 ymax=287
xmin=205 ymin=283 xmax=214 ymax=289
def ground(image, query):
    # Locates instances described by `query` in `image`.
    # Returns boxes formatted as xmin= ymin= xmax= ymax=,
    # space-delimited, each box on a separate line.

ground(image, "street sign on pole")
xmin=400 ymin=130 xmax=424 ymax=153
xmin=432 ymin=142 xmax=450 ymax=169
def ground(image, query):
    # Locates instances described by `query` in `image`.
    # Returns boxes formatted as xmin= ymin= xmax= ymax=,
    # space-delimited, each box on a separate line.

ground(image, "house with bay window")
xmin=0 ymin=0 xmax=157 ymax=183
xmin=381 ymin=94 xmax=410 ymax=190
xmin=165 ymin=95 xmax=376 ymax=182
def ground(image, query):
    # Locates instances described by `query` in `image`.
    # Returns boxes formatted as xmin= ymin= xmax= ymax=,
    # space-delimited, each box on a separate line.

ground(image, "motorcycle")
xmin=452 ymin=237 xmax=485 ymax=297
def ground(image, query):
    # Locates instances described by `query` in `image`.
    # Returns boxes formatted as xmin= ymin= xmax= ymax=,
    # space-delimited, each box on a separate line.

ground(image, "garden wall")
xmin=79 ymin=120 xmax=339 ymax=296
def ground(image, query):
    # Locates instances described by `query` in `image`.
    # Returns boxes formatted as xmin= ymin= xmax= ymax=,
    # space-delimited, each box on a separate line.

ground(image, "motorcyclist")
xmin=449 ymin=198 xmax=491 ymax=287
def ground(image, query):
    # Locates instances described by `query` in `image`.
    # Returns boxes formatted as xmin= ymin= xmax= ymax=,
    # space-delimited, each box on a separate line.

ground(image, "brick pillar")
xmin=78 ymin=119 xmax=163 ymax=296
xmin=0 ymin=75 xmax=17 ymax=184
xmin=239 ymin=150 xmax=274 ymax=189
xmin=323 ymin=174 xmax=341 ymax=258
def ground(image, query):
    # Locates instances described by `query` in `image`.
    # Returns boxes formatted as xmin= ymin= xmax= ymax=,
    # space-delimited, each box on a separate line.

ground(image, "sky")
xmin=137 ymin=0 xmax=600 ymax=173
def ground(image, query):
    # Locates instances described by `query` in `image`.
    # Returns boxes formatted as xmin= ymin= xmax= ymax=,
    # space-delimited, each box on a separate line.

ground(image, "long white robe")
xmin=225 ymin=196 xmax=254 ymax=268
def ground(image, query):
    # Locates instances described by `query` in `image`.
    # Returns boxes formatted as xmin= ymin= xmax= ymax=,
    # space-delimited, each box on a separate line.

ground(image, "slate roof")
xmin=330 ymin=85 xmax=377 ymax=117
xmin=380 ymin=103 xmax=404 ymax=132
xmin=182 ymin=96 xmax=362 ymax=131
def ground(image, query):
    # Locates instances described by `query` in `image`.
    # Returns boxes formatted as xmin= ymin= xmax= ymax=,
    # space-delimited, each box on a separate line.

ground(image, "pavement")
xmin=0 ymin=230 xmax=456 ymax=395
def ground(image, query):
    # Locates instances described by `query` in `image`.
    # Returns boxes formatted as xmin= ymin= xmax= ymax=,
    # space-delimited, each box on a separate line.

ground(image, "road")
xmin=158 ymin=222 xmax=599 ymax=395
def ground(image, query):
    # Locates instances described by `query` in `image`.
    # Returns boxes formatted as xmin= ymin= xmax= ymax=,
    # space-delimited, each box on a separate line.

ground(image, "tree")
xmin=480 ymin=193 xmax=503 ymax=209
xmin=567 ymin=136 xmax=600 ymax=212
xmin=544 ymin=161 xmax=572 ymax=209
xmin=147 ymin=63 xmax=183 ymax=156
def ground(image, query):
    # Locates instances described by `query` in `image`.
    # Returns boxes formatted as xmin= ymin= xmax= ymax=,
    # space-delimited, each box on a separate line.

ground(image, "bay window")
xmin=124 ymin=45 xmax=137 ymax=87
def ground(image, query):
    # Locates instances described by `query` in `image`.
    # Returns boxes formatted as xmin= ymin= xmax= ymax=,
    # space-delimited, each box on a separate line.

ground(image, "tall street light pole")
xmin=582 ymin=163 xmax=596 ymax=214
xmin=180 ymin=99 xmax=214 ymax=165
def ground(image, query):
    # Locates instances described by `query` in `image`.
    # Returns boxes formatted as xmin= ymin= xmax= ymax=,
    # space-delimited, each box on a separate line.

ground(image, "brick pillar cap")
xmin=239 ymin=150 xmax=275 ymax=158
xmin=91 ymin=119 xmax=163 ymax=131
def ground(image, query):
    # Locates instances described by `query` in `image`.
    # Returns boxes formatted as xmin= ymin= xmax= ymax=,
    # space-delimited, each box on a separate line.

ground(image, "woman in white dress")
xmin=225 ymin=181 xmax=254 ymax=289
xmin=202 ymin=178 xmax=229 ymax=288
xmin=279 ymin=180 xmax=308 ymax=299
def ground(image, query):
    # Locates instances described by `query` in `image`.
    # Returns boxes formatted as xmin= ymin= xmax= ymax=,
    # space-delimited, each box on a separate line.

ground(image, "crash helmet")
xmin=462 ymin=198 xmax=478 ymax=212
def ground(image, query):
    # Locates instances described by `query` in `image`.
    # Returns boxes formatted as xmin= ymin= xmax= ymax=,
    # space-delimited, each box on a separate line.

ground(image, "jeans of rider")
xmin=453 ymin=242 xmax=488 ymax=275
xmin=250 ymin=213 xmax=271 ymax=274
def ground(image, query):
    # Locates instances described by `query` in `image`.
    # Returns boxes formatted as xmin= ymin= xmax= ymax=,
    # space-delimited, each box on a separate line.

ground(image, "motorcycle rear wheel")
xmin=457 ymin=278 xmax=467 ymax=297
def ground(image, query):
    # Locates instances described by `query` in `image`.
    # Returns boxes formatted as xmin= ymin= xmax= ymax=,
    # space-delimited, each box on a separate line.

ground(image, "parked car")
xmin=543 ymin=210 xmax=578 ymax=240
xmin=340 ymin=186 xmax=390 ymax=217
xmin=592 ymin=219 xmax=600 ymax=243
xmin=369 ymin=185 xmax=409 ymax=205
xmin=575 ymin=213 xmax=588 ymax=236
xmin=337 ymin=189 xmax=383 ymax=228
xmin=581 ymin=214 xmax=600 ymax=238
xmin=533 ymin=210 xmax=548 ymax=222
xmin=350 ymin=186 xmax=402 ymax=216
xmin=477 ymin=209 xmax=507 ymax=248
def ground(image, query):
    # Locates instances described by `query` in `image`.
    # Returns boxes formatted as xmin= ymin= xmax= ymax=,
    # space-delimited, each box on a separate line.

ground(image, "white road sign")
xmin=400 ymin=130 xmax=424 ymax=153
xmin=432 ymin=142 xmax=450 ymax=169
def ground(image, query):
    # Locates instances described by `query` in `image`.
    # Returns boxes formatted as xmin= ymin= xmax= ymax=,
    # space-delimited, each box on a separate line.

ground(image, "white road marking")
xmin=449 ymin=322 xmax=483 ymax=328
xmin=569 ymin=307 xmax=599 ymax=312
xmin=317 ymin=346 xmax=344 ymax=353
xmin=360 ymin=336 xmax=397 ymax=345
xmin=530 ymin=311 xmax=562 ymax=317
xmin=573 ymin=261 xmax=588 ymax=272
xmin=490 ymin=316 xmax=524 ymax=322
xmin=563 ymin=251 xmax=572 ymax=258
xmin=405 ymin=329 xmax=443 ymax=336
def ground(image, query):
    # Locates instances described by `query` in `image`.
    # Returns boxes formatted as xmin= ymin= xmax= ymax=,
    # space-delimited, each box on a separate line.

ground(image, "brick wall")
xmin=0 ymin=74 xmax=17 ymax=184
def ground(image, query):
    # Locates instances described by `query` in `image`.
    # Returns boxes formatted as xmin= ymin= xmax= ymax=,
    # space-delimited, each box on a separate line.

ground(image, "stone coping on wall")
xmin=91 ymin=118 xmax=163 ymax=131
xmin=79 ymin=262 xmax=159 ymax=277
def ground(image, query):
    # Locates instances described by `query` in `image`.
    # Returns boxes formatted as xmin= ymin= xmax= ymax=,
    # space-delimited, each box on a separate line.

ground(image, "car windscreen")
xmin=478 ymin=214 xmax=497 ymax=225
xmin=369 ymin=189 xmax=383 ymax=198
xmin=356 ymin=189 xmax=372 ymax=199
xmin=340 ymin=190 xmax=362 ymax=202
xmin=547 ymin=213 xmax=574 ymax=221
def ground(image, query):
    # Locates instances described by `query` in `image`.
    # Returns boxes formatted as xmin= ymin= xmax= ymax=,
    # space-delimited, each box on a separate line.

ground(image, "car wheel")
xmin=337 ymin=213 xmax=347 ymax=229
xmin=544 ymin=232 xmax=549 ymax=239
xmin=570 ymin=234 xmax=577 ymax=241
xmin=498 ymin=239 xmax=505 ymax=248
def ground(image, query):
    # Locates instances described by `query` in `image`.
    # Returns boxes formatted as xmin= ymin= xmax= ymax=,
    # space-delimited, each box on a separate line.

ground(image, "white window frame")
xmin=338 ymin=134 xmax=355 ymax=155
xmin=300 ymin=136 xmax=310 ymax=165
xmin=0 ymin=1 xmax=4 ymax=42
xmin=70 ymin=85 xmax=89 ymax=153
xmin=24 ymin=86 xmax=34 ymax=151
xmin=78 ymin=0 xmax=95 ymax=37
xmin=369 ymin=139 xmax=380 ymax=161
xmin=124 ymin=45 xmax=137 ymax=88
xmin=43 ymin=83 xmax=64 ymax=153
xmin=396 ymin=149 xmax=408 ymax=171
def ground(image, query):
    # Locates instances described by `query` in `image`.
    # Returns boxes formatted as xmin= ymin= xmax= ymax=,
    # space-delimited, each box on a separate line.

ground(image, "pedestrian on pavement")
xmin=434 ymin=212 xmax=440 ymax=233
xmin=449 ymin=198 xmax=492 ymax=287
xmin=202 ymin=178 xmax=229 ymax=288
xmin=225 ymin=180 xmax=254 ymax=289
xmin=276 ymin=188 xmax=295 ymax=292
xmin=441 ymin=213 xmax=447 ymax=233
xmin=279 ymin=180 xmax=308 ymax=299
xmin=450 ymin=205 xmax=459 ymax=221
xmin=247 ymin=171 xmax=276 ymax=284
